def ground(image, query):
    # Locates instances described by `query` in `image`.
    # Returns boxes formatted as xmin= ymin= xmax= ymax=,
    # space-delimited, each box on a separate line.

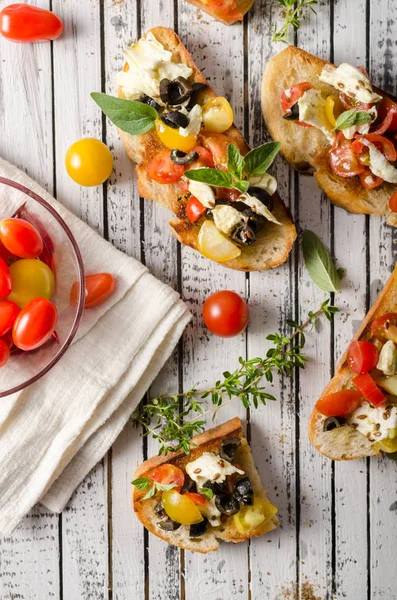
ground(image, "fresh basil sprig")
xmin=131 ymin=476 xmax=178 ymax=500
xmin=91 ymin=92 xmax=158 ymax=135
xmin=185 ymin=141 xmax=280 ymax=192
xmin=335 ymin=109 xmax=373 ymax=131
xmin=302 ymin=230 xmax=343 ymax=293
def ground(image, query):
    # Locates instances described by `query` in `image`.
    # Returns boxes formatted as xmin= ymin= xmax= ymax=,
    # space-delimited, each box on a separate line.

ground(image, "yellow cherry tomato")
xmin=202 ymin=96 xmax=234 ymax=133
xmin=8 ymin=259 xmax=55 ymax=308
xmin=233 ymin=497 xmax=278 ymax=534
xmin=161 ymin=490 xmax=204 ymax=525
xmin=374 ymin=434 xmax=397 ymax=453
xmin=198 ymin=220 xmax=241 ymax=262
xmin=325 ymin=95 xmax=344 ymax=128
xmin=155 ymin=119 xmax=197 ymax=152
xmin=65 ymin=138 xmax=113 ymax=187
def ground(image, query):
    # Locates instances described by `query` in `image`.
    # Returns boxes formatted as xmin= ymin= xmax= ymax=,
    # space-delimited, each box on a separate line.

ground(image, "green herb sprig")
xmin=273 ymin=0 xmax=318 ymax=44
xmin=131 ymin=476 xmax=178 ymax=499
xmin=335 ymin=109 xmax=373 ymax=131
xmin=132 ymin=300 xmax=339 ymax=455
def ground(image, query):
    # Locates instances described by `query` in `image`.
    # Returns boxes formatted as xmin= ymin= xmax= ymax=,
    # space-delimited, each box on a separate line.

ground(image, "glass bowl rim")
xmin=0 ymin=176 xmax=85 ymax=398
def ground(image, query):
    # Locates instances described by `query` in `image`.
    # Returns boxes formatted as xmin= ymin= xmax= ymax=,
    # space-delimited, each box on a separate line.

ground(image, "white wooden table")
xmin=1 ymin=0 xmax=397 ymax=598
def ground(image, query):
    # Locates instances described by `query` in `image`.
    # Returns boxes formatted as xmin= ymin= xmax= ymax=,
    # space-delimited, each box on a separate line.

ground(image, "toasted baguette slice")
xmin=133 ymin=417 xmax=278 ymax=553
xmin=262 ymin=46 xmax=397 ymax=226
xmin=118 ymin=27 xmax=296 ymax=271
xmin=184 ymin=0 xmax=254 ymax=24
xmin=309 ymin=266 xmax=397 ymax=461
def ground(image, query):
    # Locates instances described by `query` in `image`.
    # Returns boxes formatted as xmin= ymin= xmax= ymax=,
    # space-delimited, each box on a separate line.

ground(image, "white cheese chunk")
xmin=361 ymin=139 xmax=397 ymax=184
xmin=185 ymin=452 xmax=244 ymax=489
xmin=350 ymin=401 xmax=397 ymax=442
xmin=377 ymin=341 xmax=397 ymax=376
xmin=187 ymin=179 xmax=215 ymax=209
xmin=248 ymin=173 xmax=278 ymax=195
xmin=239 ymin=193 xmax=281 ymax=225
xmin=212 ymin=204 xmax=244 ymax=235
xmin=298 ymin=89 xmax=335 ymax=141
xmin=319 ymin=63 xmax=382 ymax=105
xmin=179 ymin=104 xmax=202 ymax=137
xmin=201 ymin=497 xmax=222 ymax=527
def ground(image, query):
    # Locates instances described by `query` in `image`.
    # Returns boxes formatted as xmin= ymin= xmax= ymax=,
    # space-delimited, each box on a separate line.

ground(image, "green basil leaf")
xmin=227 ymin=144 xmax=244 ymax=180
xmin=302 ymin=230 xmax=341 ymax=292
xmin=154 ymin=482 xmax=178 ymax=492
xmin=199 ymin=487 xmax=214 ymax=500
xmin=335 ymin=109 xmax=372 ymax=131
xmin=243 ymin=142 xmax=281 ymax=178
xmin=131 ymin=477 xmax=152 ymax=490
xmin=233 ymin=179 xmax=250 ymax=193
xmin=91 ymin=92 xmax=157 ymax=135
xmin=185 ymin=168 xmax=233 ymax=188
xmin=143 ymin=485 xmax=157 ymax=500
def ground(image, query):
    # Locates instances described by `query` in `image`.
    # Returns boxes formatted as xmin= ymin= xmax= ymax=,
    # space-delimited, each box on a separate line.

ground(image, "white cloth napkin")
xmin=0 ymin=158 xmax=191 ymax=535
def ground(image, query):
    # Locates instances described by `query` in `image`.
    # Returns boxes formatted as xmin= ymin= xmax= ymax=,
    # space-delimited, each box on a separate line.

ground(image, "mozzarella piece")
xmin=201 ymin=497 xmax=222 ymax=527
xmin=179 ymin=104 xmax=203 ymax=137
xmin=248 ymin=173 xmax=278 ymax=195
xmin=361 ymin=139 xmax=397 ymax=184
xmin=185 ymin=452 xmax=244 ymax=489
xmin=188 ymin=179 xmax=216 ymax=208
xmin=239 ymin=193 xmax=281 ymax=225
xmin=319 ymin=63 xmax=382 ymax=104
xmin=298 ymin=89 xmax=335 ymax=141
xmin=212 ymin=204 xmax=244 ymax=235
xmin=377 ymin=341 xmax=397 ymax=376
xmin=350 ymin=401 xmax=397 ymax=442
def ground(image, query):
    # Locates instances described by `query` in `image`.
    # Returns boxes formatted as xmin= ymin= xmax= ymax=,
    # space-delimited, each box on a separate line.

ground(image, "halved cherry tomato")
xmin=71 ymin=273 xmax=116 ymax=309
xmin=0 ymin=300 xmax=20 ymax=337
xmin=186 ymin=146 xmax=215 ymax=170
xmin=0 ymin=4 xmax=63 ymax=43
xmin=353 ymin=373 xmax=387 ymax=407
xmin=200 ymin=132 xmax=238 ymax=170
xmin=8 ymin=259 xmax=55 ymax=308
xmin=371 ymin=97 xmax=397 ymax=135
xmin=0 ymin=257 xmax=12 ymax=298
xmin=360 ymin=168 xmax=384 ymax=190
xmin=198 ymin=220 xmax=241 ymax=262
xmin=161 ymin=490 xmax=203 ymax=525
xmin=281 ymin=82 xmax=314 ymax=114
xmin=151 ymin=464 xmax=185 ymax=492
xmin=186 ymin=197 xmax=207 ymax=223
xmin=0 ymin=218 xmax=43 ymax=259
xmin=155 ymin=119 xmax=197 ymax=153
xmin=183 ymin=492 xmax=207 ymax=507
xmin=202 ymin=97 xmax=234 ymax=133
xmin=370 ymin=313 xmax=397 ymax=343
xmin=207 ymin=0 xmax=243 ymax=21
xmin=0 ymin=339 xmax=10 ymax=368
xmin=350 ymin=138 xmax=366 ymax=154
xmin=362 ymin=134 xmax=397 ymax=162
xmin=329 ymin=146 xmax=365 ymax=178
xmin=389 ymin=191 xmax=397 ymax=212
xmin=13 ymin=298 xmax=57 ymax=351
xmin=315 ymin=390 xmax=362 ymax=417
xmin=203 ymin=290 xmax=249 ymax=337
xmin=348 ymin=341 xmax=379 ymax=374
xmin=147 ymin=152 xmax=185 ymax=184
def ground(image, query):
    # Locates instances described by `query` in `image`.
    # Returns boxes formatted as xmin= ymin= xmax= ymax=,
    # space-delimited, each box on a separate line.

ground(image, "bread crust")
xmin=308 ymin=266 xmax=397 ymax=460
xmin=184 ymin=0 xmax=254 ymax=24
xmin=261 ymin=45 xmax=397 ymax=224
xmin=118 ymin=27 xmax=296 ymax=271
xmin=133 ymin=417 xmax=278 ymax=553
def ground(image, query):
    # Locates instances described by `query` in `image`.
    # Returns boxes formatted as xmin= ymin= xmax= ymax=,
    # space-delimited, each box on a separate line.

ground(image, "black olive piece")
xmin=181 ymin=476 xmax=197 ymax=494
xmin=187 ymin=82 xmax=208 ymax=109
xmin=283 ymin=102 xmax=300 ymax=121
xmin=171 ymin=149 xmax=199 ymax=165
xmin=234 ymin=477 xmax=254 ymax=506
xmin=167 ymin=77 xmax=193 ymax=105
xmin=202 ymin=480 xmax=226 ymax=495
xmin=247 ymin=186 xmax=274 ymax=212
xmin=189 ymin=519 xmax=208 ymax=538
xmin=157 ymin=519 xmax=181 ymax=532
xmin=231 ymin=222 xmax=257 ymax=247
xmin=219 ymin=437 xmax=242 ymax=462
xmin=159 ymin=78 xmax=171 ymax=104
xmin=161 ymin=110 xmax=189 ymax=129
xmin=215 ymin=493 xmax=240 ymax=516
xmin=137 ymin=94 xmax=161 ymax=112
xmin=154 ymin=501 xmax=167 ymax=519
xmin=323 ymin=416 xmax=347 ymax=432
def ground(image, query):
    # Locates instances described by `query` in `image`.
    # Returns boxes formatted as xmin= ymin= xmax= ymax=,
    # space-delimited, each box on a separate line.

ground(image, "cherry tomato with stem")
xmin=0 ymin=300 xmax=20 ymax=337
xmin=0 ymin=4 xmax=63 ymax=43
xmin=186 ymin=197 xmax=207 ymax=223
xmin=348 ymin=340 xmax=379 ymax=374
xmin=147 ymin=152 xmax=185 ymax=184
xmin=370 ymin=313 xmax=397 ymax=343
xmin=151 ymin=464 xmax=185 ymax=492
xmin=353 ymin=373 xmax=387 ymax=407
xmin=70 ymin=273 xmax=116 ymax=309
xmin=0 ymin=339 xmax=10 ymax=368
xmin=13 ymin=298 xmax=58 ymax=351
xmin=182 ymin=492 xmax=207 ymax=506
xmin=203 ymin=290 xmax=249 ymax=337
xmin=0 ymin=218 xmax=43 ymax=259
xmin=315 ymin=390 xmax=362 ymax=417
xmin=0 ymin=257 xmax=12 ymax=298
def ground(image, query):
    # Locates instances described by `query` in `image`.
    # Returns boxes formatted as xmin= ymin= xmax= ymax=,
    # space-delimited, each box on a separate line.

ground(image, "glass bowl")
xmin=0 ymin=176 xmax=85 ymax=397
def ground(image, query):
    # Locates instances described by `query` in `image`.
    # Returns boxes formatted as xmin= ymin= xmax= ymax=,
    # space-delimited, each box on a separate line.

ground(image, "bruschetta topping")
xmin=319 ymin=63 xmax=382 ymax=105
xmin=350 ymin=401 xmax=397 ymax=442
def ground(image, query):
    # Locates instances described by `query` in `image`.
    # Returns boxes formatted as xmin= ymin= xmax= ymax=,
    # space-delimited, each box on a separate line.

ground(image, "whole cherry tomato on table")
xmin=0 ymin=339 xmax=10 ymax=368
xmin=70 ymin=273 xmax=116 ymax=309
xmin=0 ymin=300 xmax=20 ymax=337
xmin=202 ymin=290 xmax=249 ymax=337
xmin=315 ymin=390 xmax=362 ymax=418
xmin=353 ymin=373 xmax=386 ymax=407
xmin=8 ymin=259 xmax=55 ymax=308
xmin=151 ymin=464 xmax=185 ymax=492
xmin=0 ymin=218 xmax=43 ymax=259
xmin=65 ymin=138 xmax=114 ymax=187
xmin=348 ymin=341 xmax=379 ymax=374
xmin=0 ymin=257 xmax=12 ymax=298
xmin=0 ymin=4 xmax=63 ymax=43
xmin=13 ymin=298 xmax=58 ymax=351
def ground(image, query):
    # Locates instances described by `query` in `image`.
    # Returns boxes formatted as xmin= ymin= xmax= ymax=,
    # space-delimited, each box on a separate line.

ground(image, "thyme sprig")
xmin=132 ymin=300 xmax=338 ymax=455
xmin=273 ymin=0 xmax=318 ymax=44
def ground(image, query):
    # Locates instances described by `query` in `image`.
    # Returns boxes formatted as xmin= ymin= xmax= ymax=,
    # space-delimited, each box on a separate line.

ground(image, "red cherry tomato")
xmin=13 ymin=298 xmax=58 ymax=351
xmin=186 ymin=146 xmax=215 ymax=170
xmin=203 ymin=291 xmax=249 ymax=337
xmin=371 ymin=97 xmax=397 ymax=135
xmin=315 ymin=390 xmax=362 ymax=417
xmin=370 ymin=313 xmax=397 ymax=343
xmin=389 ymin=191 xmax=397 ymax=212
xmin=151 ymin=464 xmax=185 ymax=492
xmin=183 ymin=492 xmax=207 ymax=506
xmin=329 ymin=145 xmax=365 ymax=178
xmin=339 ymin=92 xmax=372 ymax=112
xmin=348 ymin=341 xmax=379 ymax=374
xmin=281 ymin=82 xmax=314 ymax=114
xmin=207 ymin=0 xmax=243 ymax=22
xmin=362 ymin=134 xmax=397 ymax=162
xmin=215 ymin=187 xmax=241 ymax=203
xmin=0 ymin=300 xmax=20 ymax=337
xmin=0 ymin=4 xmax=63 ymax=43
xmin=70 ymin=273 xmax=116 ymax=309
xmin=0 ymin=339 xmax=10 ymax=368
xmin=0 ymin=257 xmax=12 ymax=298
xmin=0 ymin=218 xmax=43 ymax=259
xmin=200 ymin=132 xmax=238 ymax=170
xmin=359 ymin=169 xmax=384 ymax=190
xmin=147 ymin=152 xmax=184 ymax=184
xmin=353 ymin=373 xmax=387 ymax=407
xmin=186 ymin=197 xmax=207 ymax=223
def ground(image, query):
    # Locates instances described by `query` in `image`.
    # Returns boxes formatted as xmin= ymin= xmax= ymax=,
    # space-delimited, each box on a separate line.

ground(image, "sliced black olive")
xmin=181 ymin=476 xmax=197 ymax=494
xmin=157 ymin=518 xmax=181 ymax=532
xmin=189 ymin=519 xmax=208 ymax=538
xmin=323 ymin=416 xmax=347 ymax=432
xmin=219 ymin=437 xmax=242 ymax=462
xmin=247 ymin=186 xmax=274 ymax=212
xmin=171 ymin=149 xmax=199 ymax=165
xmin=231 ymin=222 xmax=257 ymax=247
xmin=159 ymin=78 xmax=171 ymax=104
xmin=215 ymin=493 xmax=240 ymax=516
xmin=137 ymin=94 xmax=161 ymax=112
xmin=234 ymin=477 xmax=254 ymax=506
xmin=283 ymin=102 xmax=300 ymax=121
xmin=187 ymin=82 xmax=208 ymax=109
xmin=168 ymin=77 xmax=193 ymax=105
xmin=202 ymin=480 xmax=226 ymax=495
xmin=154 ymin=501 xmax=167 ymax=519
xmin=161 ymin=110 xmax=189 ymax=129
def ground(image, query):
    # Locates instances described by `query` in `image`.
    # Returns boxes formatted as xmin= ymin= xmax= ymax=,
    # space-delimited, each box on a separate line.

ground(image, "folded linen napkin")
xmin=0 ymin=158 xmax=191 ymax=535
